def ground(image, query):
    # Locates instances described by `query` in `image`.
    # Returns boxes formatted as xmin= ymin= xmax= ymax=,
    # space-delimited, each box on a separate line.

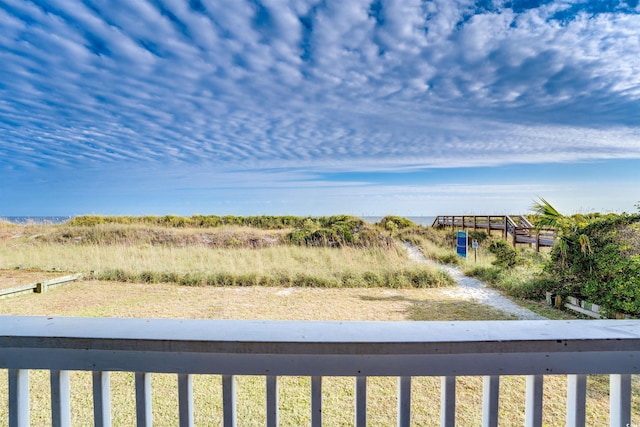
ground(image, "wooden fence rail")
xmin=0 ymin=273 xmax=82 ymax=298
xmin=432 ymin=215 xmax=556 ymax=251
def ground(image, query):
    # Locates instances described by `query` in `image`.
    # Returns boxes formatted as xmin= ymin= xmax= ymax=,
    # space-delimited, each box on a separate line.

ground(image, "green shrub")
xmin=68 ymin=214 xmax=367 ymax=230
xmin=378 ymin=216 xmax=416 ymax=231
xmin=467 ymin=230 xmax=489 ymax=245
xmin=488 ymin=240 xmax=520 ymax=268
xmin=285 ymin=217 xmax=384 ymax=248
xmin=544 ymin=214 xmax=640 ymax=316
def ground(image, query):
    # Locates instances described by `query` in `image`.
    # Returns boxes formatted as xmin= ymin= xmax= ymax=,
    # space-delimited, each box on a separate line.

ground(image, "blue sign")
xmin=456 ymin=231 xmax=467 ymax=257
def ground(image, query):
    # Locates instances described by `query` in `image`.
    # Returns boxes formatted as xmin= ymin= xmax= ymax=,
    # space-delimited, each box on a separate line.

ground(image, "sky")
xmin=1 ymin=0 xmax=639 ymax=217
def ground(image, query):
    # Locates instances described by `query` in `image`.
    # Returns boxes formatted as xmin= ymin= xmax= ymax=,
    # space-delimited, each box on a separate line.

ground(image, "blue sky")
xmin=1 ymin=0 xmax=639 ymax=217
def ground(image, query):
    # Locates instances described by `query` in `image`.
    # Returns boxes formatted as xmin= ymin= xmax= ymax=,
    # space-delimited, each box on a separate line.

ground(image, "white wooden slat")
xmin=566 ymin=374 xmax=586 ymax=427
xmin=51 ymin=370 xmax=71 ymax=427
xmin=266 ymin=376 xmax=278 ymax=427
xmin=525 ymin=375 xmax=543 ymax=427
xmin=222 ymin=375 xmax=237 ymax=427
xmin=8 ymin=369 xmax=29 ymax=427
xmin=355 ymin=376 xmax=367 ymax=427
xmin=178 ymin=374 xmax=193 ymax=427
xmin=610 ymin=374 xmax=631 ymax=427
xmin=441 ymin=376 xmax=456 ymax=427
xmin=92 ymin=371 xmax=112 ymax=427
xmin=482 ymin=375 xmax=499 ymax=427
xmin=135 ymin=372 xmax=152 ymax=427
xmin=311 ymin=376 xmax=322 ymax=427
xmin=398 ymin=376 xmax=411 ymax=427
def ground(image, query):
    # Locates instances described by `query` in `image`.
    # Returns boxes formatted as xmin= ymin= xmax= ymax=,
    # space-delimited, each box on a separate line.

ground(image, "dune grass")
xmin=0 ymin=237 xmax=453 ymax=288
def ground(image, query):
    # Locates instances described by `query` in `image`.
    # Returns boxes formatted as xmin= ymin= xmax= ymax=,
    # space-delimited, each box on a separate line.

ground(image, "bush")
xmin=285 ymin=217 xmax=386 ymax=248
xmin=68 ymin=214 xmax=365 ymax=230
xmin=488 ymin=240 xmax=520 ymax=268
xmin=378 ymin=216 xmax=416 ymax=231
xmin=544 ymin=214 xmax=640 ymax=316
xmin=467 ymin=230 xmax=489 ymax=245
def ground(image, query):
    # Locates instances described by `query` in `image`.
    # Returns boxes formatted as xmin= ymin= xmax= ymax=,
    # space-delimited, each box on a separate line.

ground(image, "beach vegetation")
xmin=0 ymin=216 xmax=452 ymax=289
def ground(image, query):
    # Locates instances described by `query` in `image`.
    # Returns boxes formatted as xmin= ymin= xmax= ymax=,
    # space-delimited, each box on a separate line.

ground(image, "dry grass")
xmin=0 ymin=238 xmax=453 ymax=288
xmin=0 ymin=241 xmax=405 ymax=275
xmin=1 ymin=273 xmax=638 ymax=425
xmin=0 ymin=277 xmax=507 ymax=320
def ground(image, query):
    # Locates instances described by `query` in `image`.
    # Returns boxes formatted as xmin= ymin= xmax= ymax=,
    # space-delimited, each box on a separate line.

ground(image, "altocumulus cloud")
xmin=1 ymin=0 xmax=639 ymax=179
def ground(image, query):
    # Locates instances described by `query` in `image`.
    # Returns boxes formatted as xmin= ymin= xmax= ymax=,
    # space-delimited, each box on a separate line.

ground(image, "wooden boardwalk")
xmin=432 ymin=215 xmax=556 ymax=251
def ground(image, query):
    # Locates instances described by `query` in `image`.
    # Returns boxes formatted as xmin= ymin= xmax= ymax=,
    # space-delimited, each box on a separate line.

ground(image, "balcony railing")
xmin=1 ymin=316 xmax=639 ymax=426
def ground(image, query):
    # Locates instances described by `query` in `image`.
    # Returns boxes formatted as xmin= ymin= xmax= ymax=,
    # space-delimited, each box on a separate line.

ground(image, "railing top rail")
xmin=2 ymin=317 xmax=640 ymax=376
xmin=0 ymin=317 xmax=638 ymax=348
xmin=2 ymin=316 xmax=640 ymax=344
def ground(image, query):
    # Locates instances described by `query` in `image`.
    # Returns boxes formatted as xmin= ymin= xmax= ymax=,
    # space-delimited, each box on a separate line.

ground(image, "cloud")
xmin=0 ymin=0 xmax=639 ymax=178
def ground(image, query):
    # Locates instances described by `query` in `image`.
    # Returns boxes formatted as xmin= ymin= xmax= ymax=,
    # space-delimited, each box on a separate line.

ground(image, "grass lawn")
xmin=1 ymin=271 xmax=636 ymax=426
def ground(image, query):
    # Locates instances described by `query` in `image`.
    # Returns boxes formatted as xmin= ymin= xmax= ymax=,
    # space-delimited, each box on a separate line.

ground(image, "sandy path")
xmin=404 ymin=243 xmax=546 ymax=320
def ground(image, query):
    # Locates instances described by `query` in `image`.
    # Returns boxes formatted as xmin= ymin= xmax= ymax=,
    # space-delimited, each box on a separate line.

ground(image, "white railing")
xmin=1 ymin=316 xmax=639 ymax=426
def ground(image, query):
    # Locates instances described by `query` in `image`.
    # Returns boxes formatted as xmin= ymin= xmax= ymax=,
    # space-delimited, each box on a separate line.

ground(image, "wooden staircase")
xmin=431 ymin=215 xmax=556 ymax=251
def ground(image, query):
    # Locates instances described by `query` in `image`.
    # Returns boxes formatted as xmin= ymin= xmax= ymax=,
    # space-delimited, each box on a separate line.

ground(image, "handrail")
xmin=2 ymin=317 xmax=639 ymax=375
xmin=431 ymin=215 xmax=557 ymax=250
xmin=1 ymin=317 xmax=639 ymax=427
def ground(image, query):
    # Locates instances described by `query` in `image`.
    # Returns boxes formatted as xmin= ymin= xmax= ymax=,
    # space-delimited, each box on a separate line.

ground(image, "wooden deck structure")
xmin=431 ymin=215 xmax=556 ymax=251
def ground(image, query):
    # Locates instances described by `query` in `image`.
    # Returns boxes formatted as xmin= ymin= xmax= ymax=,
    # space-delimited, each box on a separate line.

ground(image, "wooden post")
xmin=554 ymin=295 xmax=562 ymax=307
xmin=503 ymin=217 xmax=508 ymax=239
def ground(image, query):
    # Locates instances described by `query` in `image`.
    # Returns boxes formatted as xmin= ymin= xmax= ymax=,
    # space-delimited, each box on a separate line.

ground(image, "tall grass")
xmin=0 ymin=241 xmax=453 ymax=288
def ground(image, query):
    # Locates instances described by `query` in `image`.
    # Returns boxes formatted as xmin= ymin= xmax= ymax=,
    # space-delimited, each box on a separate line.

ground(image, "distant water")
xmin=360 ymin=216 xmax=436 ymax=226
xmin=1 ymin=216 xmax=72 ymax=225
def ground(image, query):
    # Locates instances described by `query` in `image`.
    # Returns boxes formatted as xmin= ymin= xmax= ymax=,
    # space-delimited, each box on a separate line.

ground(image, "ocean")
xmin=1 ymin=216 xmax=72 ymax=225
xmin=360 ymin=216 xmax=436 ymax=226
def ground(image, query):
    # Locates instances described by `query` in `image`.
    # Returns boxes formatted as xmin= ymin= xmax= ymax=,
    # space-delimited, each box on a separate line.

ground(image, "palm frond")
xmin=579 ymin=234 xmax=593 ymax=256
xmin=531 ymin=197 xmax=563 ymax=229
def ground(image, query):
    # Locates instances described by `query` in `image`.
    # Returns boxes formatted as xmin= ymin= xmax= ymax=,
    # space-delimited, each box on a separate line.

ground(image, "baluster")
xmin=610 ymin=374 xmax=631 ymax=427
xmin=266 ymin=376 xmax=278 ymax=427
xmin=441 ymin=376 xmax=456 ymax=427
xmin=222 ymin=375 xmax=237 ymax=427
xmin=398 ymin=376 xmax=411 ymax=427
xmin=135 ymin=372 xmax=152 ymax=427
xmin=525 ymin=375 xmax=543 ymax=427
xmin=566 ymin=374 xmax=586 ymax=427
xmin=9 ymin=369 xmax=29 ymax=427
xmin=93 ymin=371 xmax=112 ymax=427
xmin=51 ymin=370 xmax=71 ymax=427
xmin=178 ymin=374 xmax=193 ymax=427
xmin=311 ymin=376 xmax=322 ymax=427
xmin=355 ymin=376 xmax=367 ymax=427
xmin=482 ymin=375 xmax=499 ymax=427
